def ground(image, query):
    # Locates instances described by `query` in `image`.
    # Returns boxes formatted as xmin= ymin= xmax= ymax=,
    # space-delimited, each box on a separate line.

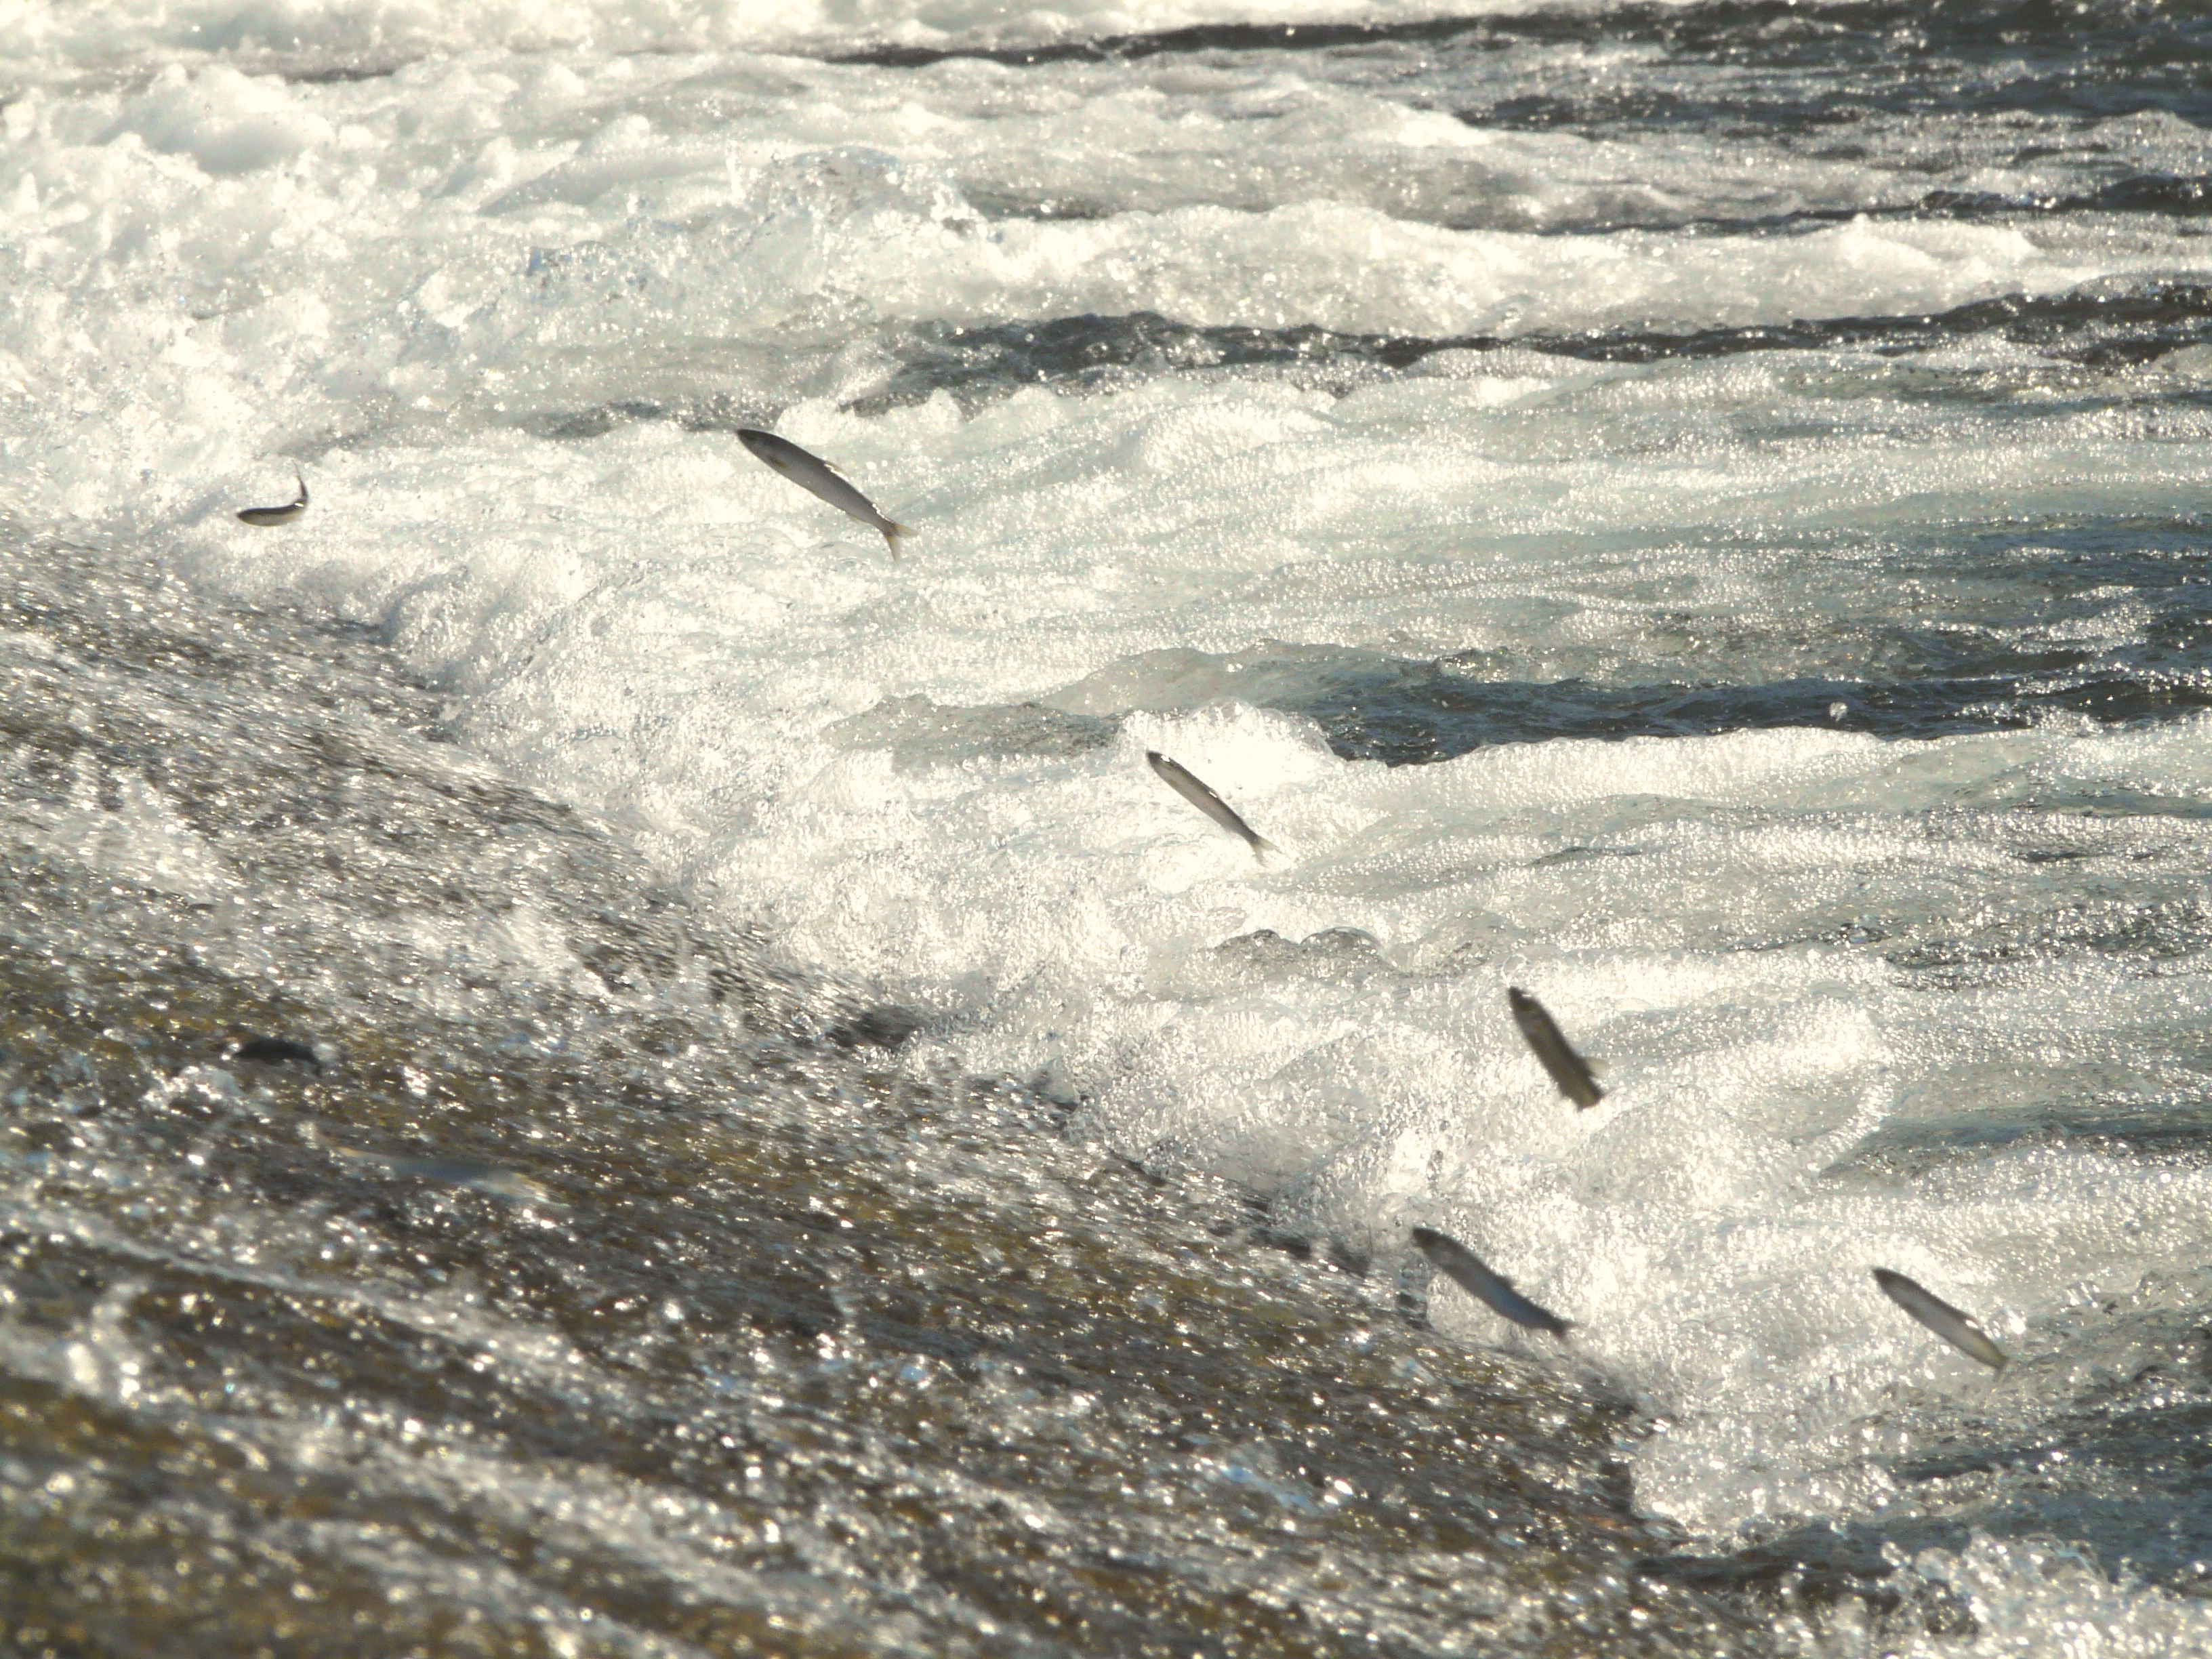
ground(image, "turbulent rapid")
xmin=5 ymin=0 xmax=2212 ymax=1652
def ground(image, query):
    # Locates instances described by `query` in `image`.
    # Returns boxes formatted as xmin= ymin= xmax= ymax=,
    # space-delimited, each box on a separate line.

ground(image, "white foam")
xmin=8 ymin=12 xmax=2212 ymax=1646
xmin=4 ymin=43 xmax=2209 ymax=529
xmin=165 ymin=364 xmax=2212 ymax=1609
xmin=0 ymin=0 xmax=1772 ymax=66
xmin=1811 ymin=1538 xmax=2212 ymax=1658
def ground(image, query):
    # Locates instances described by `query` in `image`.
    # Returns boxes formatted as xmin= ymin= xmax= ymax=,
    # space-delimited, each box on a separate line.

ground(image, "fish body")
xmin=407 ymin=1160 xmax=564 ymax=1208
xmin=331 ymin=1147 xmax=563 ymax=1208
xmin=1411 ymin=1226 xmax=1573 ymax=1335
xmin=737 ymin=428 xmax=909 ymax=555
xmin=230 ymin=1036 xmax=323 ymax=1073
xmin=1509 ymin=986 xmax=1604 ymax=1109
xmin=1872 ymin=1268 xmax=2009 ymax=1370
xmin=237 ymin=472 xmax=308 ymax=527
xmin=1145 ymin=751 xmax=1277 ymax=861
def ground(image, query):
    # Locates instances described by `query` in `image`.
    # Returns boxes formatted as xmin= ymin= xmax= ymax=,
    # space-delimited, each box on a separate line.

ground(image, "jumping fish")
xmin=330 ymin=1146 xmax=564 ymax=1208
xmin=406 ymin=1160 xmax=564 ymax=1208
xmin=230 ymin=1036 xmax=324 ymax=1074
xmin=1509 ymin=987 xmax=1604 ymax=1109
xmin=1412 ymin=1226 xmax=1573 ymax=1335
xmin=237 ymin=472 xmax=308 ymax=527
xmin=1872 ymin=1268 xmax=2009 ymax=1371
xmin=1145 ymin=751 xmax=1277 ymax=861
xmin=737 ymin=428 xmax=909 ymax=556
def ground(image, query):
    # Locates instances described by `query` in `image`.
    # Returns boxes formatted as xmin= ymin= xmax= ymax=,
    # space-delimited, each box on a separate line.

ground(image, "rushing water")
xmin=6 ymin=0 xmax=2212 ymax=1652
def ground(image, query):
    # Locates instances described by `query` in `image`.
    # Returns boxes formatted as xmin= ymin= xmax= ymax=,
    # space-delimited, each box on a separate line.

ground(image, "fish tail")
xmin=882 ymin=521 xmax=912 ymax=559
xmin=1251 ymin=836 xmax=1281 ymax=862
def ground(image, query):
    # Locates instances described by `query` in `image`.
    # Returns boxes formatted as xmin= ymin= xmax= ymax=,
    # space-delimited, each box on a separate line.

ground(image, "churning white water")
xmin=7 ymin=0 xmax=2212 ymax=1649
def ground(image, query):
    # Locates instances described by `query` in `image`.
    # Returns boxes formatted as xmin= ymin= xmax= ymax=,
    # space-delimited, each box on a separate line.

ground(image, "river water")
xmin=5 ymin=1 xmax=2212 ymax=1653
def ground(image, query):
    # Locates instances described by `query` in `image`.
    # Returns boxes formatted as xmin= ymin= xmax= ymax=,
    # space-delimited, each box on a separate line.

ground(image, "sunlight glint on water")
xmin=5 ymin=0 xmax=2212 ymax=1650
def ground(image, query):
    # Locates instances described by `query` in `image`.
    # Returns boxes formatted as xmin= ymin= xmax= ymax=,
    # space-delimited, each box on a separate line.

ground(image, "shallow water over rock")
xmin=0 ymin=544 xmax=1784 ymax=1655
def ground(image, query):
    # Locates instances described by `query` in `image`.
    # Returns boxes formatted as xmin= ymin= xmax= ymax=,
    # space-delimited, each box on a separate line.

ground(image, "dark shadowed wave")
xmin=839 ymin=283 xmax=2212 ymax=411
xmin=832 ymin=0 xmax=2212 ymax=130
xmin=1288 ymin=664 xmax=2212 ymax=766
xmin=510 ymin=281 xmax=2212 ymax=443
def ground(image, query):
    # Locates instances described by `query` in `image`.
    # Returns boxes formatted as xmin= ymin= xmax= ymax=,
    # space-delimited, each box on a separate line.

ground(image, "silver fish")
xmin=1509 ymin=986 xmax=1604 ymax=1109
xmin=1145 ymin=751 xmax=1277 ymax=861
xmin=331 ymin=1146 xmax=564 ymax=1208
xmin=409 ymin=1161 xmax=565 ymax=1208
xmin=237 ymin=472 xmax=308 ymax=527
xmin=737 ymin=428 xmax=909 ymax=556
xmin=1872 ymin=1268 xmax=2008 ymax=1370
xmin=1412 ymin=1227 xmax=1573 ymax=1335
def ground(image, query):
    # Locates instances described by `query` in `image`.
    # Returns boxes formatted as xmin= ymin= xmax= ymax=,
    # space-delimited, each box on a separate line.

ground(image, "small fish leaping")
xmin=329 ymin=1145 xmax=564 ymax=1208
xmin=1146 ymin=751 xmax=1277 ymax=862
xmin=228 ymin=1035 xmax=324 ymax=1074
xmin=1872 ymin=1267 xmax=2009 ymax=1371
xmin=738 ymin=428 xmax=909 ymax=556
xmin=1412 ymin=1227 xmax=1573 ymax=1336
xmin=1509 ymin=986 xmax=1605 ymax=1109
xmin=237 ymin=472 xmax=308 ymax=527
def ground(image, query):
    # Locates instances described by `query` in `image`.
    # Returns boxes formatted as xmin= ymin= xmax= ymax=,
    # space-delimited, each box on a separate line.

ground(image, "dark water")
xmin=834 ymin=651 xmax=2211 ymax=770
xmin=872 ymin=285 xmax=2212 ymax=397
xmin=519 ymin=283 xmax=2212 ymax=430
xmin=835 ymin=0 xmax=2212 ymax=161
xmin=825 ymin=505 xmax=2212 ymax=767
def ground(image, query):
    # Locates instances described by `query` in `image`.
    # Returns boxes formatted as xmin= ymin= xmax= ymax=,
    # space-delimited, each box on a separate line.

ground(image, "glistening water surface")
xmin=7 ymin=0 xmax=2212 ymax=1652
xmin=1 ymin=543 xmax=1746 ymax=1655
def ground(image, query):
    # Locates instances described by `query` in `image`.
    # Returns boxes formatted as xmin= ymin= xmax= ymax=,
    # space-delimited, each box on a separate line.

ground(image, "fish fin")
xmin=1251 ymin=836 xmax=1280 ymax=863
xmin=294 ymin=470 xmax=308 ymax=506
xmin=882 ymin=521 xmax=911 ymax=559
